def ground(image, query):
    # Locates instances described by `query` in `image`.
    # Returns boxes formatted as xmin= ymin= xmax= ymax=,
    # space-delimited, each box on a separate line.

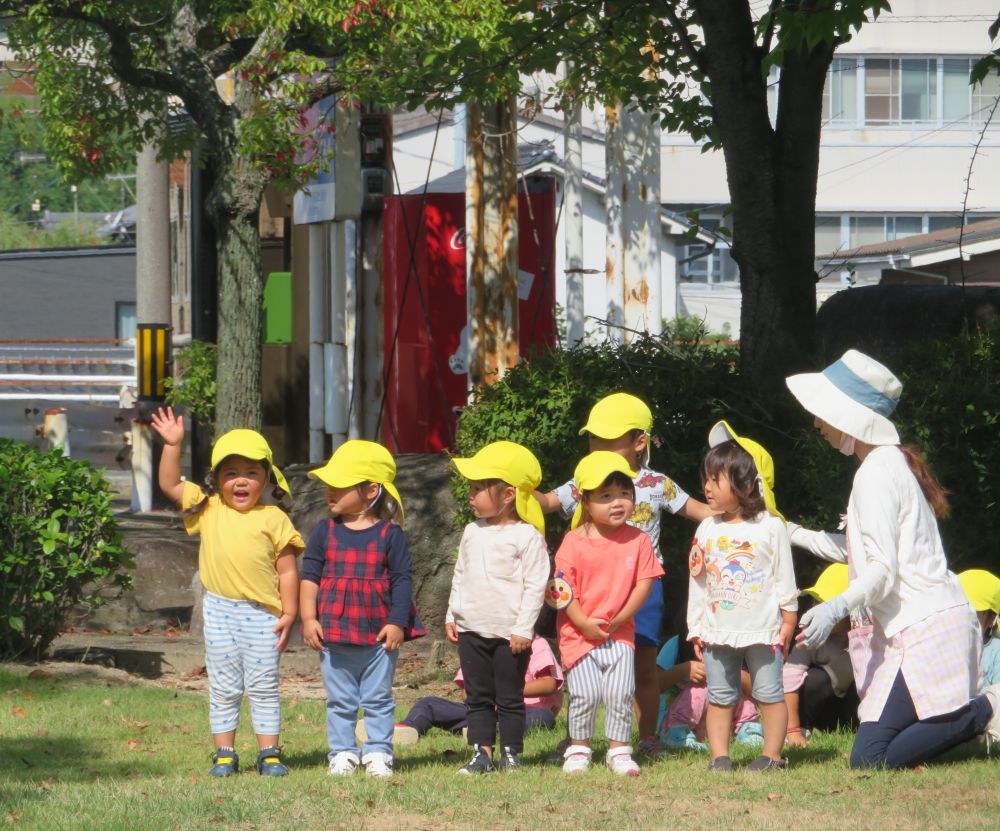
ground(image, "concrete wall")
xmin=0 ymin=247 xmax=135 ymax=339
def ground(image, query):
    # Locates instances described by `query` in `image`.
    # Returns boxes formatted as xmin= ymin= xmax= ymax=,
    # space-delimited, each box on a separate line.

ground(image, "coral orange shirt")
xmin=554 ymin=525 xmax=664 ymax=670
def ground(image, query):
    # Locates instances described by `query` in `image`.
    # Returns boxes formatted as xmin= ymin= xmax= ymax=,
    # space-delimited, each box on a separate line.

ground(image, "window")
xmin=848 ymin=215 xmax=925 ymax=248
xmin=864 ymin=58 xmax=936 ymax=124
xmin=815 ymin=216 xmax=844 ymax=255
xmin=822 ymin=58 xmax=858 ymax=125
xmin=680 ymin=245 xmax=738 ymax=284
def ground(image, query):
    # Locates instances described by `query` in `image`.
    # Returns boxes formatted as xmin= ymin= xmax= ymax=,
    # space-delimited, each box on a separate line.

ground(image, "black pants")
xmin=799 ymin=667 xmax=860 ymax=732
xmin=457 ymin=632 xmax=530 ymax=752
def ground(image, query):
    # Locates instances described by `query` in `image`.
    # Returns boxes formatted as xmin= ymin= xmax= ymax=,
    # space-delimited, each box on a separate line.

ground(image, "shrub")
xmin=0 ymin=440 xmax=133 ymax=660
xmin=454 ymin=325 xmax=1000 ymax=589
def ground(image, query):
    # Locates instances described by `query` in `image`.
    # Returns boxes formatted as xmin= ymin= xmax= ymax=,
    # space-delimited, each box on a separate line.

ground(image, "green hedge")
xmin=0 ymin=440 xmax=133 ymax=660
xmin=454 ymin=325 xmax=1000 ymax=589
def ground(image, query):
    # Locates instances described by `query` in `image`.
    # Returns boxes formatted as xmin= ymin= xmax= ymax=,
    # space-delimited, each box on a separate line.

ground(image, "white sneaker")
xmin=362 ymin=752 xmax=394 ymax=778
xmin=606 ymin=745 xmax=640 ymax=777
xmin=562 ymin=744 xmax=592 ymax=774
xmin=328 ymin=751 xmax=360 ymax=776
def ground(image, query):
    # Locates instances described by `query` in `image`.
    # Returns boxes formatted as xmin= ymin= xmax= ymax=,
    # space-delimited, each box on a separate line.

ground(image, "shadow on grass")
xmin=0 ymin=735 xmax=177 ymax=783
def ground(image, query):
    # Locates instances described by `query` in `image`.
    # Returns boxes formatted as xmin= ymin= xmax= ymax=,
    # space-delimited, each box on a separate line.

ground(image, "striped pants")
xmin=566 ymin=640 xmax=635 ymax=743
xmin=203 ymin=592 xmax=282 ymax=736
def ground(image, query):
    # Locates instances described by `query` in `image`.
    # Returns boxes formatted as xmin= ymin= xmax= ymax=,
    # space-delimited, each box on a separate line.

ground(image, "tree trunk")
xmin=207 ymin=146 xmax=267 ymax=435
xmin=696 ymin=0 xmax=832 ymax=386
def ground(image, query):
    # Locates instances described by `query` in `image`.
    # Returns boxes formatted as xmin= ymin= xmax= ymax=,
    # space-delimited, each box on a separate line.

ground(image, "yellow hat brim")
xmin=308 ymin=461 xmax=366 ymax=489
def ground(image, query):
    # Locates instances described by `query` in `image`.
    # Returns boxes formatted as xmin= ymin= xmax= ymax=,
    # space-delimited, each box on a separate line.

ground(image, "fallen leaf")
xmin=11 ymin=706 xmax=26 ymax=718
xmin=132 ymin=626 xmax=152 ymax=635
xmin=165 ymin=629 xmax=177 ymax=638
xmin=27 ymin=670 xmax=54 ymax=681
xmin=389 ymin=777 xmax=405 ymax=786
xmin=365 ymin=800 xmax=375 ymax=809
xmin=101 ymin=699 xmax=112 ymax=707
xmin=767 ymin=793 xmax=782 ymax=802
xmin=212 ymin=798 xmax=225 ymax=806
xmin=38 ymin=779 xmax=54 ymax=791
xmin=126 ymin=739 xmax=142 ymax=750
xmin=7 ymin=811 xmax=20 ymax=822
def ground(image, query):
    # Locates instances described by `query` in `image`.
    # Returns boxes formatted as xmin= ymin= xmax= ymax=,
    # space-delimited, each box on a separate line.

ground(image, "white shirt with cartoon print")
xmin=553 ymin=463 xmax=689 ymax=559
xmin=687 ymin=512 xmax=798 ymax=648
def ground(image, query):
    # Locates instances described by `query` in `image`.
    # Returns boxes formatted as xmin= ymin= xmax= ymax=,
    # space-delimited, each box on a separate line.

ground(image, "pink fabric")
xmin=454 ymin=635 xmax=565 ymax=714
xmin=858 ymin=602 xmax=983 ymax=722
xmin=554 ymin=525 xmax=664 ymax=670
xmin=665 ymin=683 xmax=758 ymax=737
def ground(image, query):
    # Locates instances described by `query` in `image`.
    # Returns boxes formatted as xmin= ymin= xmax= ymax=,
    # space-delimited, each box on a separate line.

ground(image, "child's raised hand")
xmin=580 ymin=617 xmax=610 ymax=642
xmin=301 ymin=619 xmax=325 ymax=652
xmin=378 ymin=623 xmax=404 ymax=652
xmin=509 ymin=634 xmax=531 ymax=655
xmin=150 ymin=406 xmax=184 ymax=446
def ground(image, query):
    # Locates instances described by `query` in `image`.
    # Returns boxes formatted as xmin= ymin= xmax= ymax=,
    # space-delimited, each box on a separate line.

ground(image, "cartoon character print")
xmin=704 ymin=536 xmax=765 ymax=613
xmin=634 ymin=472 xmax=664 ymax=489
xmin=630 ymin=501 xmax=652 ymax=526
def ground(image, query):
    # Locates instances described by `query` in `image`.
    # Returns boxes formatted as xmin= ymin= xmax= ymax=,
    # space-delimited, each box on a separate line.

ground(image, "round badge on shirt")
xmin=545 ymin=573 xmax=573 ymax=610
xmin=688 ymin=541 xmax=705 ymax=578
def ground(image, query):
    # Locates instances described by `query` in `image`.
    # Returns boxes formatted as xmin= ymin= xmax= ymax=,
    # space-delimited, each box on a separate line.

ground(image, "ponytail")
xmin=899 ymin=444 xmax=950 ymax=519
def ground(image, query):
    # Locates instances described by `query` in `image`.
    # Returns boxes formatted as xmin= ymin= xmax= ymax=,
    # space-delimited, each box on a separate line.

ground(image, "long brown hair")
xmin=899 ymin=444 xmax=950 ymax=518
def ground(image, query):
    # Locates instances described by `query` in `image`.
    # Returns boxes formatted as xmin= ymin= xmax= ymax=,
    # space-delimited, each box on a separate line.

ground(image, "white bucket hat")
xmin=785 ymin=349 xmax=902 ymax=446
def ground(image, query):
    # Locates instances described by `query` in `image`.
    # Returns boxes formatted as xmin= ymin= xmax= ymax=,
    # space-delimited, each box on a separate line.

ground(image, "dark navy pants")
xmin=851 ymin=670 xmax=994 ymax=769
xmin=401 ymin=696 xmax=555 ymax=736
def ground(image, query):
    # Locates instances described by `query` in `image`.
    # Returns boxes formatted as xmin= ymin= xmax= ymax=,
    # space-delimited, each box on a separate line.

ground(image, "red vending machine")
xmin=382 ymin=187 xmax=556 ymax=453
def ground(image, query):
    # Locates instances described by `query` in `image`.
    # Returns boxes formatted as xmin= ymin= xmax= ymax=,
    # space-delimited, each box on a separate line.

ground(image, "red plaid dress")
xmin=315 ymin=520 xmax=424 ymax=646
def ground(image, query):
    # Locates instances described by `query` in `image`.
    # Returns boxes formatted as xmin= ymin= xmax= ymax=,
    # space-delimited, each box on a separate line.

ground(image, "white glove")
xmin=798 ymin=596 xmax=849 ymax=648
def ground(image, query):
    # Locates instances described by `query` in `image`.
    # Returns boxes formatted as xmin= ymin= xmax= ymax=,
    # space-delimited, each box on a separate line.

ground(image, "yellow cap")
xmin=803 ymin=564 xmax=849 ymax=603
xmin=452 ymin=441 xmax=545 ymax=535
xmin=570 ymin=450 xmax=637 ymax=529
xmin=579 ymin=393 xmax=652 ymax=439
xmin=958 ymin=569 xmax=1000 ymax=614
xmin=708 ymin=420 xmax=783 ymax=521
xmin=309 ymin=440 xmax=403 ymax=519
xmin=211 ymin=429 xmax=290 ymax=496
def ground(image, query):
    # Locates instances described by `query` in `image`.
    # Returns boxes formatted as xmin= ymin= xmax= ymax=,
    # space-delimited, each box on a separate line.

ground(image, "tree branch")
xmin=760 ymin=0 xmax=783 ymax=55
xmin=658 ymin=0 xmax=706 ymax=73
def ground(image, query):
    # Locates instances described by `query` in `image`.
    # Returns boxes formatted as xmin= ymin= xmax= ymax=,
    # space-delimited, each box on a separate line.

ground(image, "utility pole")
xmin=465 ymin=96 xmax=519 ymax=389
xmin=563 ymin=62 xmax=586 ymax=348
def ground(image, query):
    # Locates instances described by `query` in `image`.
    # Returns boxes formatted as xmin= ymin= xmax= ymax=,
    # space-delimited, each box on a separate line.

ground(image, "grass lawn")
xmin=1 ymin=665 xmax=997 ymax=831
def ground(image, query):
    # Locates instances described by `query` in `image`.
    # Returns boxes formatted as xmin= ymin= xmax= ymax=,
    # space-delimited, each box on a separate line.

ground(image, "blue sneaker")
xmin=663 ymin=726 xmax=708 ymax=752
xmin=256 ymin=745 xmax=289 ymax=776
xmin=734 ymin=721 xmax=765 ymax=748
xmin=209 ymin=746 xmax=239 ymax=777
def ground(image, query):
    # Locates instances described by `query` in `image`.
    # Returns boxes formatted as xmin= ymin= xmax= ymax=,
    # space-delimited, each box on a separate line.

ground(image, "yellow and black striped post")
xmin=135 ymin=323 xmax=172 ymax=402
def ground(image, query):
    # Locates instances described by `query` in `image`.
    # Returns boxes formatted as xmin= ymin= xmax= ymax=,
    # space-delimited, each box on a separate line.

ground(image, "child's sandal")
xmin=256 ymin=745 xmax=289 ymax=776
xmin=209 ymin=746 xmax=239 ymax=777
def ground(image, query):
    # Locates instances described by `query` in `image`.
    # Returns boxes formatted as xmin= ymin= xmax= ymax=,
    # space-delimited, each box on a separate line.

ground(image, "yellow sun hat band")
xmin=570 ymin=450 xmax=637 ymax=529
xmin=309 ymin=440 xmax=403 ymax=518
xmin=579 ymin=392 xmax=653 ymax=439
xmin=211 ymin=429 xmax=290 ymax=496
xmin=452 ymin=441 xmax=545 ymax=535
xmin=803 ymin=564 xmax=850 ymax=603
xmin=708 ymin=420 xmax=783 ymax=521
xmin=958 ymin=569 xmax=1000 ymax=614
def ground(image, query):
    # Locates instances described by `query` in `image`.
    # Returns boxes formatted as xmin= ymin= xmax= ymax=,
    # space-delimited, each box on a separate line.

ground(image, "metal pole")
xmin=563 ymin=69 xmax=585 ymax=347
xmin=308 ymin=223 xmax=327 ymax=463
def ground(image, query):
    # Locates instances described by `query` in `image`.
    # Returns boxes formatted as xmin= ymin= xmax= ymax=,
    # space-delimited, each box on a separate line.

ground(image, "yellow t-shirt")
xmin=182 ymin=481 xmax=304 ymax=616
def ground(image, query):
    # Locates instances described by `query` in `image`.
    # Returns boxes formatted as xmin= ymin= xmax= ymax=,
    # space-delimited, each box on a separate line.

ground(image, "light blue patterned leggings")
xmin=203 ymin=591 xmax=281 ymax=736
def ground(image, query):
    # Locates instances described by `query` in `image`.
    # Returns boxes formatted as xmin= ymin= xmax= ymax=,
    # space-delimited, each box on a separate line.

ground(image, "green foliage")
xmin=455 ymin=327 xmax=1000 ymax=585
xmin=164 ymin=341 xmax=218 ymax=435
xmin=0 ymin=440 xmax=131 ymax=660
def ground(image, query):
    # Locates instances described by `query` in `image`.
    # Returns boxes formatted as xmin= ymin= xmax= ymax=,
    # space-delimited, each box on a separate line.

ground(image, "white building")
xmin=392 ymin=1 xmax=1000 ymax=338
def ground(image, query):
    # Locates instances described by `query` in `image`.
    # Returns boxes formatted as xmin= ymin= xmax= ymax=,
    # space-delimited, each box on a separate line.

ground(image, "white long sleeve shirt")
xmin=790 ymin=445 xmax=967 ymax=639
xmin=687 ymin=512 xmax=798 ymax=647
xmin=445 ymin=520 xmax=550 ymax=641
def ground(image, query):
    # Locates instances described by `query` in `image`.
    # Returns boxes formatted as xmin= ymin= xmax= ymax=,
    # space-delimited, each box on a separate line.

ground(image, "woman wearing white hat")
xmin=785 ymin=350 xmax=999 ymax=768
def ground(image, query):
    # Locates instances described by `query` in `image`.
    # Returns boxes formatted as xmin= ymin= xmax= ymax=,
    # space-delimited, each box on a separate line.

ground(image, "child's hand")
xmin=686 ymin=660 xmax=706 ymax=685
xmin=272 ymin=613 xmax=296 ymax=652
xmin=378 ymin=623 xmax=404 ymax=652
xmin=150 ymin=406 xmax=184 ymax=446
xmin=444 ymin=622 xmax=459 ymax=644
xmin=779 ymin=621 xmax=797 ymax=658
xmin=580 ymin=617 xmax=610 ymax=642
xmin=301 ymin=619 xmax=324 ymax=652
xmin=690 ymin=637 xmax=704 ymax=660
xmin=785 ymin=729 xmax=809 ymax=749
xmin=509 ymin=635 xmax=531 ymax=655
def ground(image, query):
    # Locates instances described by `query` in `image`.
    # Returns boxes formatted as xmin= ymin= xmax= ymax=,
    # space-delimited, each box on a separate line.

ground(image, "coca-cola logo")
xmin=450 ymin=228 xmax=466 ymax=250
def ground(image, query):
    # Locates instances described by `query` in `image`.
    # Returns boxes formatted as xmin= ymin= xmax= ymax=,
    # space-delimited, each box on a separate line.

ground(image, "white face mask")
xmin=838 ymin=432 xmax=857 ymax=457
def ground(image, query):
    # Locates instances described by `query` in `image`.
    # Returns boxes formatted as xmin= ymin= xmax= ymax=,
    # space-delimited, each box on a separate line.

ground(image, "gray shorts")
xmin=704 ymin=643 xmax=784 ymax=706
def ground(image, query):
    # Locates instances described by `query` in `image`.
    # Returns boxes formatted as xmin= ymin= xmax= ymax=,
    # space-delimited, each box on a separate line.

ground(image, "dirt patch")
xmin=11 ymin=629 xmax=460 ymax=707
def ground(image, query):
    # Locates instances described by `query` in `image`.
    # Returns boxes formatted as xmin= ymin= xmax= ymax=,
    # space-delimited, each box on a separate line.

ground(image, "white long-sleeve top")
xmin=790 ymin=445 xmax=967 ymax=640
xmin=445 ymin=520 xmax=550 ymax=641
xmin=687 ymin=512 xmax=798 ymax=647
